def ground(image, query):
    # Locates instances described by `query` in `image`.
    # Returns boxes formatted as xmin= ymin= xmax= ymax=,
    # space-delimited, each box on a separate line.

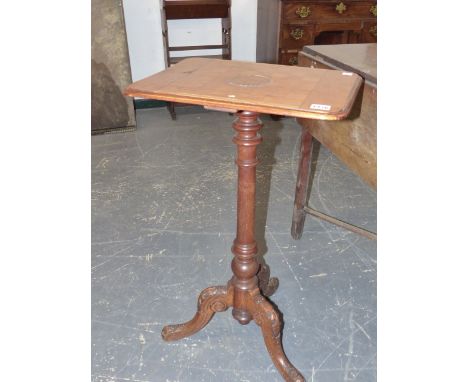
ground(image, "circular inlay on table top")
xmin=226 ymin=73 xmax=271 ymax=88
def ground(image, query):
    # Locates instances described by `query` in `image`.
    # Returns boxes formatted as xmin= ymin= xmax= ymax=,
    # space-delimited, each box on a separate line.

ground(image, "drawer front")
xmin=283 ymin=2 xmax=377 ymax=22
xmin=298 ymin=52 xmax=330 ymax=69
xmin=361 ymin=21 xmax=377 ymax=42
xmin=280 ymin=25 xmax=315 ymax=49
xmin=314 ymin=19 xmax=364 ymax=33
xmin=279 ymin=51 xmax=300 ymax=65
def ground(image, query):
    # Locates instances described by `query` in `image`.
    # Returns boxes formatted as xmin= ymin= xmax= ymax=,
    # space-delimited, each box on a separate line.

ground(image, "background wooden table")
xmin=292 ymin=43 xmax=376 ymax=240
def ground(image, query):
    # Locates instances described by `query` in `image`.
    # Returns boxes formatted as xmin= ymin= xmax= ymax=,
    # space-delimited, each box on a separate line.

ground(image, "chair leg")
xmin=166 ymin=102 xmax=176 ymax=120
xmin=291 ymin=127 xmax=313 ymax=240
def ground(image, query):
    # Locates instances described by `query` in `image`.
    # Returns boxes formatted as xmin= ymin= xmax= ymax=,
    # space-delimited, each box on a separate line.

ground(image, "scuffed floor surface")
xmin=92 ymin=107 xmax=377 ymax=382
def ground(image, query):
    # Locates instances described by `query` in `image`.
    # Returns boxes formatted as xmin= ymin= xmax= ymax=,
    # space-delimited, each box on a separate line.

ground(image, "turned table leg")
xmin=161 ymin=111 xmax=304 ymax=382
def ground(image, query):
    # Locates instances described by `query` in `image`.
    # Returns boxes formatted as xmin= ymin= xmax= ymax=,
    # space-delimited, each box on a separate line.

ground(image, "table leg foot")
xmin=161 ymin=285 xmax=233 ymax=342
xmin=252 ymin=293 xmax=305 ymax=382
xmin=258 ymin=261 xmax=279 ymax=297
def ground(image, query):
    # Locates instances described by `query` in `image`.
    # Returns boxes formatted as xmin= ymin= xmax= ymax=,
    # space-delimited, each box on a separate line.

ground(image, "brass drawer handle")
xmin=370 ymin=5 xmax=377 ymax=17
xmin=369 ymin=25 xmax=377 ymax=37
xmin=290 ymin=28 xmax=304 ymax=40
xmin=296 ymin=6 xmax=311 ymax=18
xmin=336 ymin=2 xmax=347 ymax=14
xmin=289 ymin=56 xmax=298 ymax=65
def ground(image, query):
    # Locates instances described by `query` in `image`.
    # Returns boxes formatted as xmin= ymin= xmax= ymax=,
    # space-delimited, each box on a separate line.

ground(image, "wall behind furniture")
xmin=123 ymin=0 xmax=258 ymax=82
xmin=256 ymin=0 xmax=280 ymax=63
xmin=92 ymin=0 xmax=136 ymax=133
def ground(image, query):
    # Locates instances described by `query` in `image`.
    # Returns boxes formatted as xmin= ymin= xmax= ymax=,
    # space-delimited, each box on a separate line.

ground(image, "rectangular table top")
xmin=124 ymin=58 xmax=362 ymax=120
xmin=303 ymin=43 xmax=376 ymax=85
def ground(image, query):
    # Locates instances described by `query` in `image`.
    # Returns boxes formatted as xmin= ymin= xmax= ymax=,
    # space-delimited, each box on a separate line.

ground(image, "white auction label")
xmin=310 ymin=103 xmax=331 ymax=111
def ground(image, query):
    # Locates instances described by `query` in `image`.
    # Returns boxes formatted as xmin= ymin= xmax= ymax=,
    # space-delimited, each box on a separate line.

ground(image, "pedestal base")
xmin=161 ymin=264 xmax=303 ymax=382
xmin=161 ymin=111 xmax=304 ymax=382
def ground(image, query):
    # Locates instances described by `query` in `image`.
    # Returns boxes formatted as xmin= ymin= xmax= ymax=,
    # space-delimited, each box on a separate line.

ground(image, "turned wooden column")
xmin=231 ymin=111 xmax=263 ymax=325
xmin=230 ymin=111 xmax=305 ymax=382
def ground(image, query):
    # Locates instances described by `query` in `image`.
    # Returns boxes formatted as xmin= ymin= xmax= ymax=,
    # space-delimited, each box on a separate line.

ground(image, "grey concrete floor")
xmin=92 ymin=107 xmax=377 ymax=382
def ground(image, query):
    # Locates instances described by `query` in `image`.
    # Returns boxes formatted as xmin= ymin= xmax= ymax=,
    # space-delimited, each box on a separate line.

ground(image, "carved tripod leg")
xmin=251 ymin=294 xmax=305 ymax=382
xmin=161 ymin=285 xmax=233 ymax=341
xmin=257 ymin=257 xmax=279 ymax=297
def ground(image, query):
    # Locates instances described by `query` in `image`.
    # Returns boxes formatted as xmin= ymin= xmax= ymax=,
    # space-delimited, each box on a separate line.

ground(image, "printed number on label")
xmin=310 ymin=103 xmax=331 ymax=111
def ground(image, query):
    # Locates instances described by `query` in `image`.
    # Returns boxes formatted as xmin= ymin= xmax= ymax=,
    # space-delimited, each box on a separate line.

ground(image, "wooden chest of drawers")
xmin=277 ymin=0 xmax=377 ymax=65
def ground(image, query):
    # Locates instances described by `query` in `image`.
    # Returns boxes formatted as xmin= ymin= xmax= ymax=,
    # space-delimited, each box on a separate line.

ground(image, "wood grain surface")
xmin=124 ymin=57 xmax=362 ymax=120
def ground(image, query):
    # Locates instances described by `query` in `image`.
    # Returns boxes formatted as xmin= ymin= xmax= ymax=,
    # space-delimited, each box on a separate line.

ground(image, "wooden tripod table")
xmin=124 ymin=58 xmax=362 ymax=382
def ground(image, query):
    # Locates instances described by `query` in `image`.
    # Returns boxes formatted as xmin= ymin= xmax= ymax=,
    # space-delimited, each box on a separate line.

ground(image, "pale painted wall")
xmin=123 ymin=0 xmax=258 ymax=82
